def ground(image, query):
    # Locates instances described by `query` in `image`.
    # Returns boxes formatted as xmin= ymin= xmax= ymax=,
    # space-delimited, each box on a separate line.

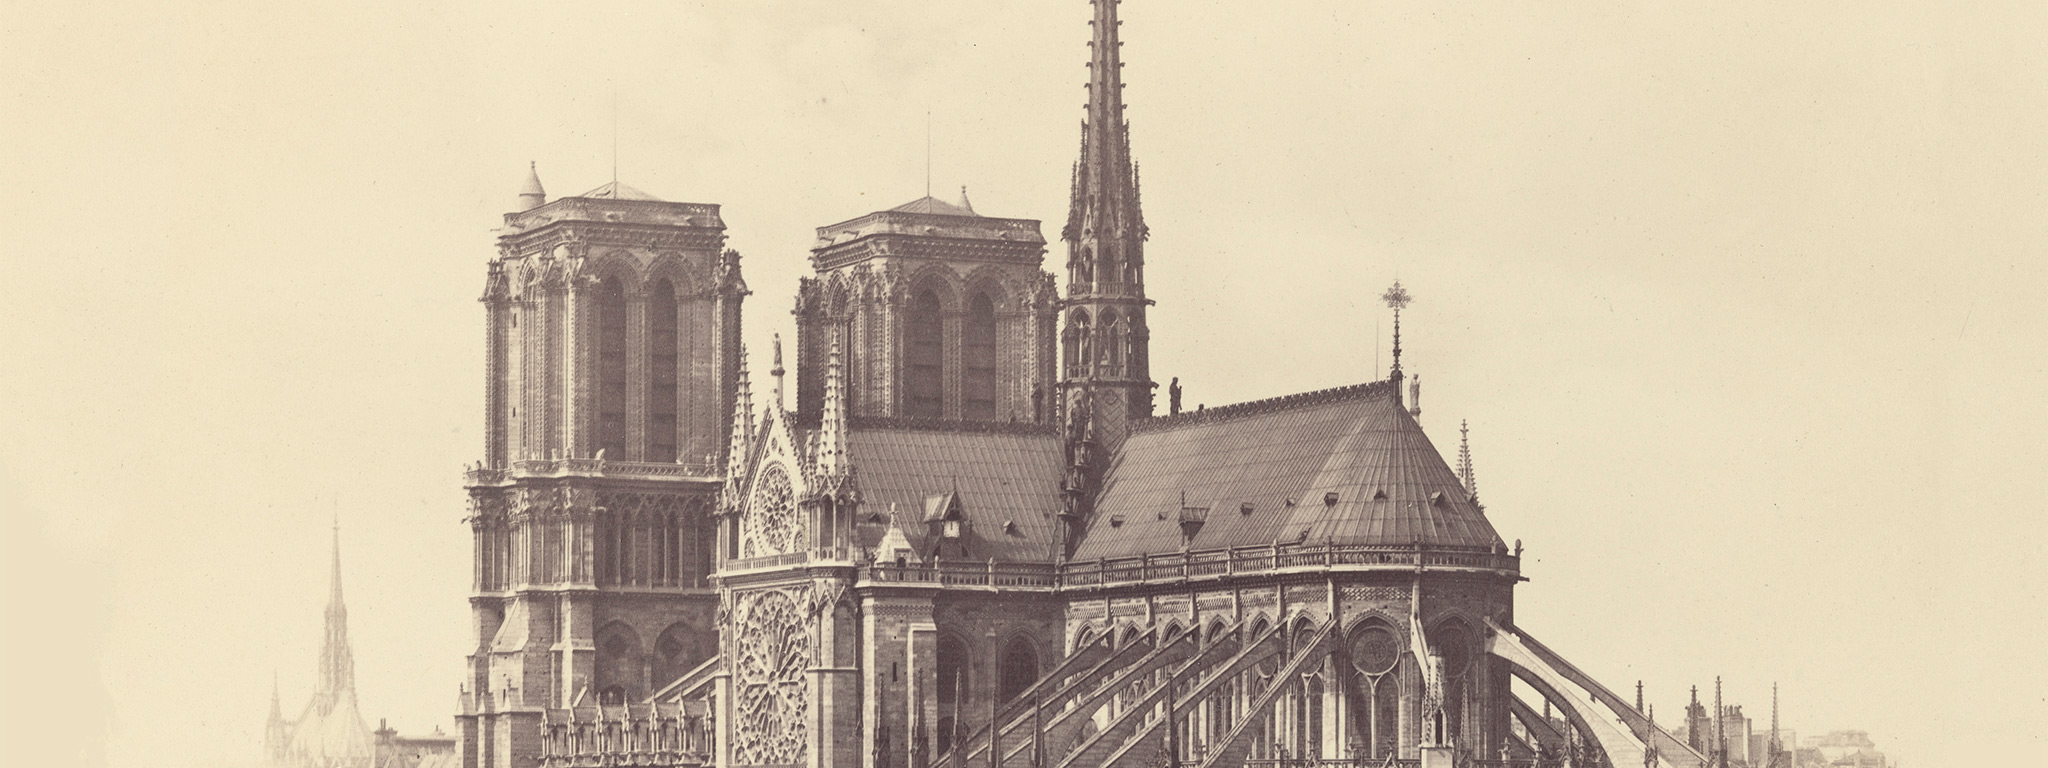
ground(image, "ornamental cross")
xmin=1383 ymin=280 xmax=1412 ymax=379
xmin=1381 ymin=280 xmax=1412 ymax=311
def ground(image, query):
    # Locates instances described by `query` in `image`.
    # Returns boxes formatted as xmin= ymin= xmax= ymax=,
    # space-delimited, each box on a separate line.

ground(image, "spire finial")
xmin=1382 ymin=280 xmax=1411 ymax=383
xmin=817 ymin=331 xmax=849 ymax=480
xmin=770 ymin=333 xmax=786 ymax=410
xmin=725 ymin=344 xmax=754 ymax=483
xmin=1458 ymin=419 xmax=1479 ymax=503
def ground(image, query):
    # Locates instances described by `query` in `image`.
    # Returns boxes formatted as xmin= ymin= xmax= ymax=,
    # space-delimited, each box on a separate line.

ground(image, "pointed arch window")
xmin=648 ymin=279 xmax=678 ymax=462
xmin=1063 ymin=309 xmax=1091 ymax=379
xmin=1348 ymin=622 xmax=1403 ymax=758
xmin=906 ymin=289 xmax=944 ymax=419
xmin=1099 ymin=309 xmax=1124 ymax=376
xmin=596 ymin=276 xmax=628 ymax=460
xmin=963 ymin=292 xmax=997 ymax=420
xmin=998 ymin=636 xmax=1037 ymax=704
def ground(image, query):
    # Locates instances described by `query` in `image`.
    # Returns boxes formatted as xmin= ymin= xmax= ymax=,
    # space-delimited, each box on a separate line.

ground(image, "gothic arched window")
xmin=963 ymin=292 xmax=997 ymax=421
xmin=595 ymin=276 xmax=629 ymax=460
xmin=1063 ymin=309 xmax=1090 ymax=379
xmin=647 ymin=278 xmax=678 ymax=462
xmin=906 ymin=289 xmax=945 ymax=419
xmin=595 ymin=623 xmax=643 ymax=702
xmin=1431 ymin=620 xmax=1475 ymax=747
xmin=1099 ymin=310 xmax=1123 ymax=376
xmin=999 ymin=636 xmax=1038 ymax=704
xmin=1348 ymin=621 xmax=1403 ymax=758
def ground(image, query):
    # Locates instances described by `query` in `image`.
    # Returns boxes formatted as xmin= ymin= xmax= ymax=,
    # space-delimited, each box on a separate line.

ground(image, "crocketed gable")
xmin=1072 ymin=380 xmax=1505 ymax=560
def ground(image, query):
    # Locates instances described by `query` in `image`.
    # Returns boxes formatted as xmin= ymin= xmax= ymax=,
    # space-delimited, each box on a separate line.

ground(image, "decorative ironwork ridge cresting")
xmin=1131 ymin=379 xmax=1397 ymax=433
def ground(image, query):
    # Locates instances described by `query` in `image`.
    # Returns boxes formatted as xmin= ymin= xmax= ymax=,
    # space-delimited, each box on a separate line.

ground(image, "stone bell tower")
xmin=457 ymin=168 xmax=745 ymax=768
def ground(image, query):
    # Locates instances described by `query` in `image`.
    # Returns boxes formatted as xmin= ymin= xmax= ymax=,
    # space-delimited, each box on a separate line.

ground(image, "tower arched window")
xmin=963 ymin=292 xmax=997 ymax=420
xmin=647 ymin=279 xmax=678 ymax=462
xmin=595 ymin=276 xmax=628 ymax=460
xmin=906 ymin=288 xmax=944 ymax=419
xmin=1063 ymin=309 xmax=1090 ymax=379
xmin=1099 ymin=309 xmax=1123 ymax=376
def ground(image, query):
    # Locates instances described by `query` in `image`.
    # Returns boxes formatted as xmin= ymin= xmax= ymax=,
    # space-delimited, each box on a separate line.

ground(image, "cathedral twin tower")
xmin=461 ymin=0 xmax=1155 ymax=759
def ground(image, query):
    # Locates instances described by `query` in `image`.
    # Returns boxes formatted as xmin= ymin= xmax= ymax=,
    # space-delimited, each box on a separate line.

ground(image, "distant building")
xmin=375 ymin=719 xmax=457 ymax=768
xmin=1807 ymin=730 xmax=1888 ymax=767
xmin=267 ymin=527 xmax=452 ymax=768
xmin=266 ymin=527 xmax=374 ymax=768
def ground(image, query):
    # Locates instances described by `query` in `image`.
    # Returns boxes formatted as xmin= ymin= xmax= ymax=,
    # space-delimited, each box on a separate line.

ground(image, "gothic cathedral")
xmin=456 ymin=3 xmax=1699 ymax=768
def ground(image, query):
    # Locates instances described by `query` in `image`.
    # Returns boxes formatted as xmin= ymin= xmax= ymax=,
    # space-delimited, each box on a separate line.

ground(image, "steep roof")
xmin=844 ymin=420 xmax=1065 ymax=563
xmin=1072 ymin=380 xmax=1504 ymax=560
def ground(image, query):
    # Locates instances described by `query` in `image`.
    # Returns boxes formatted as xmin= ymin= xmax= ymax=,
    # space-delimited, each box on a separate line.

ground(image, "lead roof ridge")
xmin=1130 ymin=379 xmax=1396 ymax=434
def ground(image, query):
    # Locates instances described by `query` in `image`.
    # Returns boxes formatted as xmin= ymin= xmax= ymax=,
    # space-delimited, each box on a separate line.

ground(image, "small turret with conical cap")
xmin=516 ymin=162 xmax=546 ymax=212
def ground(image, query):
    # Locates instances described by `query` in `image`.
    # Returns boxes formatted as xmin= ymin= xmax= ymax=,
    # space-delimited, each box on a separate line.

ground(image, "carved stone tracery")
xmin=730 ymin=588 xmax=809 ymax=766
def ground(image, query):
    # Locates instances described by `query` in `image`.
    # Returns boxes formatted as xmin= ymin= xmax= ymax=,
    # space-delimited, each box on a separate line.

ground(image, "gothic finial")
xmin=816 ymin=331 xmax=849 ymax=480
xmin=1382 ymin=280 xmax=1411 ymax=383
xmin=726 ymin=344 xmax=754 ymax=482
xmin=770 ymin=333 xmax=786 ymax=410
xmin=958 ymin=184 xmax=974 ymax=213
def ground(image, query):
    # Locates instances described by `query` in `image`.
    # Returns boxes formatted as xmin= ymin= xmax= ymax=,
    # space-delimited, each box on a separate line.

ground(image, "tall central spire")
xmin=1060 ymin=0 xmax=1155 ymax=447
xmin=1065 ymin=0 xmax=1146 ymax=245
xmin=317 ymin=520 xmax=357 ymax=703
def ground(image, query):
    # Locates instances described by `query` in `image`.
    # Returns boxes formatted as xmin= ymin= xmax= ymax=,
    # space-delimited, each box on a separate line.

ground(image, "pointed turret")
xmin=815 ymin=332 xmax=849 ymax=482
xmin=516 ymin=161 xmax=546 ymax=212
xmin=726 ymin=345 xmax=755 ymax=482
xmin=1060 ymin=0 xmax=1156 ymax=444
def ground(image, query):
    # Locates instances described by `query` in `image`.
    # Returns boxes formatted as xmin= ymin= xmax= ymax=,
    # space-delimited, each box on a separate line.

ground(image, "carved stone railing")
xmin=863 ymin=561 xmax=1061 ymax=589
xmin=1071 ymin=281 xmax=1147 ymax=300
xmin=1061 ymin=543 xmax=1520 ymax=588
xmin=537 ymin=702 xmax=713 ymax=768
xmin=721 ymin=551 xmax=810 ymax=572
xmin=466 ymin=459 xmax=722 ymax=486
xmin=853 ymin=543 xmax=1517 ymax=591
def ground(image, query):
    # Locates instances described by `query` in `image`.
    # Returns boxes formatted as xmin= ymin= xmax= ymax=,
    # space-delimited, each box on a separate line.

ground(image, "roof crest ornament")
xmin=1382 ymin=279 xmax=1412 ymax=385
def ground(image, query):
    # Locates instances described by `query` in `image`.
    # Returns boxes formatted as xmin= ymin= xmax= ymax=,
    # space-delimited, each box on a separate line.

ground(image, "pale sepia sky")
xmin=2 ymin=1 xmax=2043 ymax=767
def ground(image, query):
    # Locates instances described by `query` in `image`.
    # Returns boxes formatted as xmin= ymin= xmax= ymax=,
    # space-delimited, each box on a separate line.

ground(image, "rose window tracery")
xmin=731 ymin=589 xmax=808 ymax=765
xmin=742 ymin=464 xmax=801 ymax=558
